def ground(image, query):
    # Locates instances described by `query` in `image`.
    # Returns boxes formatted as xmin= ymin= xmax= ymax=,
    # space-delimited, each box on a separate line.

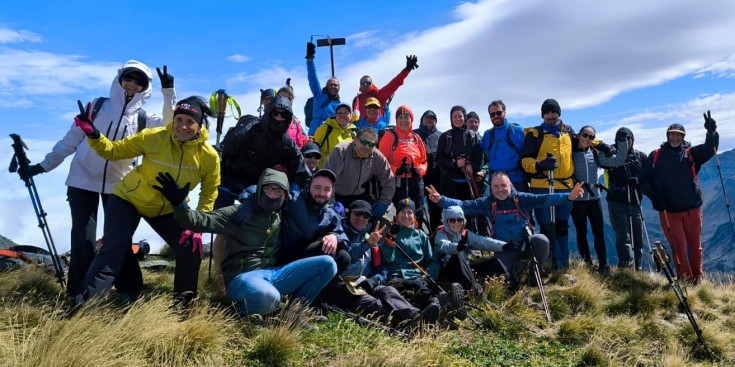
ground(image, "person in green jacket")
xmin=155 ymin=168 xmax=338 ymax=316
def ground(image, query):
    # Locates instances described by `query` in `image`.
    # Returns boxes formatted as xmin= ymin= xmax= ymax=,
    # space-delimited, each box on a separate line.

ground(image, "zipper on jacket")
xmin=100 ymin=100 xmax=130 ymax=193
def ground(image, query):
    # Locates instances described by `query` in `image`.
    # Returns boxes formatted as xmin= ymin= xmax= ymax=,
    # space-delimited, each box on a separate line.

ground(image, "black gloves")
xmin=360 ymin=277 xmax=380 ymax=293
xmin=405 ymin=55 xmax=419 ymax=71
xmin=502 ymin=239 xmax=521 ymax=252
xmin=388 ymin=224 xmax=402 ymax=237
xmin=18 ymin=163 xmax=45 ymax=181
xmin=306 ymin=42 xmax=316 ymax=60
xmin=395 ymin=157 xmax=409 ymax=176
xmin=456 ymin=232 xmax=468 ymax=252
xmin=704 ymin=110 xmax=717 ymax=133
xmin=156 ymin=65 xmax=174 ymax=89
xmin=152 ymin=171 xmax=191 ymax=206
xmin=536 ymin=155 xmax=558 ymax=172
xmin=410 ymin=163 xmax=420 ymax=177
xmin=627 ymin=175 xmax=639 ymax=186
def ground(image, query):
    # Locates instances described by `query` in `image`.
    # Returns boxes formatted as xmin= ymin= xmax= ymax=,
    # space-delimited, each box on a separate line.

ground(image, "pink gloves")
xmin=178 ymin=230 xmax=203 ymax=255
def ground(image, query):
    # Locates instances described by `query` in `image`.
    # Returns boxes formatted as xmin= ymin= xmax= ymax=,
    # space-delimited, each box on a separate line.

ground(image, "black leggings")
xmin=570 ymin=199 xmax=608 ymax=267
xmin=66 ymin=187 xmax=109 ymax=297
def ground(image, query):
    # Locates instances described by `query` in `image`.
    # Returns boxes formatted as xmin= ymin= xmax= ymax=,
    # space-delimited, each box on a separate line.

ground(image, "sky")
xmin=1 ymin=0 xmax=735 ymax=253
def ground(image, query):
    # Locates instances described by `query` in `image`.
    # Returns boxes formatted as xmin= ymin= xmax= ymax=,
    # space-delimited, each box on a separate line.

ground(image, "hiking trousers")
xmin=660 ymin=207 xmax=703 ymax=281
xmin=321 ymin=281 xmax=419 ymax=322
xmin=66 ymin=187 xmax=109 ymax=297
xmin=608 ymin=201 xmax=643 ymax=269
xmin=532 ymin=188 xmax=573 ymax=269
xmin=571 ymin=199 xmax=608 ymax=267
xmin=75 ymin=194 xmax=201 ymax=305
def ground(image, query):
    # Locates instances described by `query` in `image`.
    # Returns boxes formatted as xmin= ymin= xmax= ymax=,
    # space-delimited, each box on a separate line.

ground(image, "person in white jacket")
xmin=19 ymin=60 xmax=174 ymax=297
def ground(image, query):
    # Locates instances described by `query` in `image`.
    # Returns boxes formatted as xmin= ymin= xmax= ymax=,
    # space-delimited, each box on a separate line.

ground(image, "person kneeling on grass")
xmin=153 ymin=168 xmax=337 ymax=316
xmin=320 ymin=200 xmax=441 ymax=326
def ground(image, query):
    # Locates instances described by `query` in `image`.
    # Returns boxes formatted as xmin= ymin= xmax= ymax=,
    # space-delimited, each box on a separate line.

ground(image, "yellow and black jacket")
xmin=520 ymin=122 xmax=575 ymax=190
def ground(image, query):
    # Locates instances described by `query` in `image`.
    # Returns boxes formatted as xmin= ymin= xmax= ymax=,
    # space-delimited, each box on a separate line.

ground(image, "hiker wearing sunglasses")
xmin=323 ymin=127 xmax=395 ymax=219
xmin=570 ymin=125 xmax=628 ymax=276
xmin=276 ymin=85 xmax=308 ymax=149
xmin=378 ymin=105 xmax=429 ymax=227
xmin=480 ymin=100 xmax=528 ymax=193
xmin=351 ymin=55 xmax=417 ymax=119
xmin=313 ymin=103 xmax=358 ymax=169
xmin=73 ymin=95 xmax=220 ymax=308
xmin=18 ymin=60 xmax=169 ymax=298
xmin=354 ymin=97 xmax=388 ymax=134
xmin=292 ymin=143 xmax=322 ymax=193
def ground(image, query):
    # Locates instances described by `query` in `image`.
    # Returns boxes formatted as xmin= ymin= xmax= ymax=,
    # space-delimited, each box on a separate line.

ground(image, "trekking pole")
xmin=631 ymin=187 xmax=656 ymax=273
xmin=321 ymin=303 xmax=413 ymax=339
xmin=713 ymin=147 xmax=735 ymax=244
xmin=461 ymin=156 xmax=492 ymax=236
xmin=547 ymin=154 xmax=557 ymax=266
xmin=204 ymin=90 xmax=229 ymax=280
xmin=653 ymin=241 xmax=715 ymax=362
xmin=626 ymin=185 xmax=638 ymax=269
xmin=661 ymin=210 xmax=683 ymax=279
xmin=8 ymin=134 xmax=65 ymax=286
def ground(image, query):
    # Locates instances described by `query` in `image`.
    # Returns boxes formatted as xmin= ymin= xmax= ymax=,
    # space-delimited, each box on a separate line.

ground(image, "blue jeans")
xmin=531 ymin=188 xmax=573 ymax=269
xmin=227 ymin=255 xmax=337 ymax=315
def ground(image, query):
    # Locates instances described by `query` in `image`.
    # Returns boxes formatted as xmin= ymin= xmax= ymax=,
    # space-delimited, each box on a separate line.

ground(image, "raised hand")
xmin=156 ymin=65 xmax=174 ymax=89
xmin=152 ymin=171 xmax=191 ymax=206
xmin=306 ymin=42 xmax=316 ymax=60
xmin=567 ymin=182 xmax=585 ymax=200
xmin=704 ymin=110 xmax=716 ymax=133
xmin=368 ymin=222 xmax=387 ymax=245
xmin=405 ymin=55 xmax=419 ymax=71
xmin=425 ymin=185 xmax=441 ymax=203
xmin=74 ymin=100 xmax=99 ymax=138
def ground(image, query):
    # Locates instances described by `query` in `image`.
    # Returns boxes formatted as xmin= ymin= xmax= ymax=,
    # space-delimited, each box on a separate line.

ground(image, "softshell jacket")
xmin=605 ymin=148 xmax=647 ymax=204
xmin=355 ymin=115 xmax=388 ymax=134
xmin=439 ymin=189 xmax=570 ymax=243
xmin=307 ymin=59 xmax=341 ymax=135
xmin=434 ymin=206 xmax=505 ymax=259
xmin=521 ymin=122 xmax=575 ymax=190
xmin=639 ymin=131 xmax=718 ymax=213
xmin=341 ymin=218 xmax=387 ymax=285
xmin=313 ymin=118 xmax=358 ymax=168
xmin=378 ymin=123 xmax=428 ymax=178
xmin=40 ymin=60 xmax=168 ymax=194
xmin=414 ymin=124 xmax=442 ymax=171
xmin=323 ymin=141 xmax=396 ymax=206
xmin=437 ymin=126 xmax=482 ymax=180
xmin=87 ymin=122 xmax=220 ymax=217
xmin=571 ymin=139 xmax=628 ymax=201
xmin=380 ymin=225 xmax=439 ymax=280
xmin=172 ymin=169 xmax=286 ymax=286
xmin=288 ymin=117 xmax=308 ymax=149
xmin=220 ymin=96 xmax=303 ymax=192
xmin=480 ymin=120 xmax=526 ymax=184
xmin=351 ymin=69 xmax=410 ymax=118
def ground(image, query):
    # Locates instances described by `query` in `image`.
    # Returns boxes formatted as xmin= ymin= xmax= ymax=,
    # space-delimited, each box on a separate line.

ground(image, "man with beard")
xmin=480 ymin=100 xmax=528 ymax=192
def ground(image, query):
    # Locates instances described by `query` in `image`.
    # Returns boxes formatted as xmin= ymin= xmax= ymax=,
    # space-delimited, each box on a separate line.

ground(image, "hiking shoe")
xmin=419 ymin=297 xmax=441 ymax=323
xmin=450 ymin=283 xmax=467 ymax=321
xmin=300 ymin=320 xmax=319 ymax=331
xmin=313 ymin=315 xmax=329 ymax=323
xmin=598 ymin=265 xmax=612 ymax=278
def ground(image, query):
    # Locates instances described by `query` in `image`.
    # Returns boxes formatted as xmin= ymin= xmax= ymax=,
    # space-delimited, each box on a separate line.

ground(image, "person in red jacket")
xmin=378 ymin=105 xmax=428 ymax=227
xmin=351 ymin=55 xmax=418 ymax=119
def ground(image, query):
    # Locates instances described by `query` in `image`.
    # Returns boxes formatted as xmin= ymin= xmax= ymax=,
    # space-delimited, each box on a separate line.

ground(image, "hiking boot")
xmin=450 ymin=283 xmax=467 ymax=321
xmin=598 ymin=265 xmax=612 ymax=278
xmin=419 ymin=297 xmax=441 ymax=323
xmin=313 ymin=315 xmax=329 ymax=323
xmin=300 ymin=321 xmax=319 ymax=331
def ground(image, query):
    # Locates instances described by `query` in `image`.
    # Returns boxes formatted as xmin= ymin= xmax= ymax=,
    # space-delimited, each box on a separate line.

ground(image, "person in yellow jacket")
xmin=313 ymin=103 xmax=358 ymax=168
xmin=72 ymin=95 xmax=220 ymax=307
xmin=520 ymin=99 xmax=575 ymax=270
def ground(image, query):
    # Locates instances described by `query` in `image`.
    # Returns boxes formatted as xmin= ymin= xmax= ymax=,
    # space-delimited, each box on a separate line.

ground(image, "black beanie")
xmin=467 ymin=111 xmax=480 ymax=121
xmin=174 ymin=100 xmax=204 ymax=125
xmin=541 ymin=99 xmax=561 ymax=117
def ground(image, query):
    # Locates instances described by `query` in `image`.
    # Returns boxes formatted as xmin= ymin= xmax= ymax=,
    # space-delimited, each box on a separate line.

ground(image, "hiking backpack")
xmin=652 ymin=147 xmax=699 ymax=182
xmin=91 ymin=97 xmax=147 ymax=134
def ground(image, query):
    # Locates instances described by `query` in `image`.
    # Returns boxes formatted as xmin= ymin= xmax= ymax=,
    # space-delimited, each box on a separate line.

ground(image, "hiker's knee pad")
xmin=556 ymin=221 xmax=569 ymax=237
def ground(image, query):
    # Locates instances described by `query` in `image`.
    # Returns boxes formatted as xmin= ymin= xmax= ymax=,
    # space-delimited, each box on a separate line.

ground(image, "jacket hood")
xmin=262 ymin=95 xmax=293 ymax=136
xmin=110 ymin=60 xmax=152 ymax=116
xmin=256 ymin=168 xmax=290 ymax=211
xmin=395 ymin=105 xmax=415 ymax=131
xmin=441 ymin=206 xmax=465 ymax=233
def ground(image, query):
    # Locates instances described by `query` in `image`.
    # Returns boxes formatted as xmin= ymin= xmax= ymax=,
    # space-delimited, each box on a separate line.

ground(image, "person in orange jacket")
xmin=378 ymin=105 xmax=428 ymax=227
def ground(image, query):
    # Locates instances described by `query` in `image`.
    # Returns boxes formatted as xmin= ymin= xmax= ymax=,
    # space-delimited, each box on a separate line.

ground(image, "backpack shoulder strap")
xmin=652 ymin=148 xmax=661 ymax=168
xmin=318 ymin=124 xmax=334 ymax=148
xmin=90 ymin=97 xmax=108 ymax=121
xmin=137 ymin=109 xmax=147 ymax=132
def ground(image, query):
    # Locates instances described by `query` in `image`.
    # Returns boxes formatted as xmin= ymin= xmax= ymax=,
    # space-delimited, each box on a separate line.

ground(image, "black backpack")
xmin=304 ymin=97 xmax=314 ymax=128
xmin=91 ymin=97 xmax=147 ymax=133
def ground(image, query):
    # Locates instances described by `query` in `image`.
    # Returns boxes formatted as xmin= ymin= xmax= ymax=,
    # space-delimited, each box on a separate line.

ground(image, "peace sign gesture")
xmin=156 ymin=65 xmax=174 ymax=89
xmin=368 ymin=222 xmax=388 ymax=245
xmin=74 ymin=100 xmax=97 ymax=136
xmin=425 ymin=185 xmax=441 ymax=204
xmin=567 ymin=182 xmax=585 ymax=200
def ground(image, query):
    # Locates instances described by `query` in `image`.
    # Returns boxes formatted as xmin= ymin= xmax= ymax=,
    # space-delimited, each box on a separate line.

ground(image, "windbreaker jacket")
xmin=172 ymin=169 xmax=287 ymax=286
xmin=605 ymin=149 xmax=647 ymax=204
xmin=39 ymin=60 xmax=169 ymax=194
xmin=87 ymin=122 xmax=220 ymax=217
xmin=436 ymin=126 xmax=482 ymax=180
xmin=355 ymin=115 xmax=388 ymax=134
xmin=378 ymin=124 xmax=428 ymax=178
xmin=288 ymin=118 xmax=308 ymax=149
xmin=380 ymin=225 xmax=439 ymax=280
xmin=307 ymin=59 xmax=341 ymax=135
xmin=521 ymin=122 xmax=575 ymax=190
xmin=323 ymin=140 xmax=396 ymax=206
xmin=313 ymin=118 xmax=358 ymax=169
xmin=480 ymin=120 xmax=526 ymax=184
xmin=351 ymin=69 xmax=410 ymax=118
xmin=341 ymin=218 xmax=388 ymax=285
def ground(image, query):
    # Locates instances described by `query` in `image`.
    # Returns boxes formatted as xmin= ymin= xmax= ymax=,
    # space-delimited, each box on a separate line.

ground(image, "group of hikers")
xmin=15 ymin=41 xmax=720 ymax=329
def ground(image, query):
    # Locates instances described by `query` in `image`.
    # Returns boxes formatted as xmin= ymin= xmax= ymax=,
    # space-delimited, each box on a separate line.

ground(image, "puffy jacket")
xmin=639 ymin=131 xmax=718 ymax=212
xmin=351 ymin=69 xmax=410 ymax=118
xmin=172 ymin=169 xmax=287 ymax=286
xmin=39 ymin=60 xmax=168 ymax=194
xmin=439 ymin=189 xmax=570 ymax=243
xmin=480 ymin=120 xmax=526 ymax=184
xmin=220 ymin=96 xmax=303 ymax=192
xmin=434 ymin=206 xmax=505 ymax=263
xmin=380 ymin=224 xmax=439 ymax=280
xmin=87 ymin=122 xmax=220 ymax=217
xmin=323 ymin=140 xmax=396 ymax=206
xmin=521 ymin=122 xmax=575 ymax=190
xmin=436 ymin=126 xmax=482 ymax=180
xmin=306 ymin=59 xmax=341 ymax=135
xmin=355 ymin=115 xmax=388 ymax=134
xmin=288 ymin=117 xmax=308 ymax=149
xmin=313 ymin=118 xmax=358 ymax=169
xmin=571 ymin=139 xmax=628 ymax=201
xmin=341 ymin=218 xmax=387 ymax=285
xmin=378 ymin=124 xmax=428 ymax=178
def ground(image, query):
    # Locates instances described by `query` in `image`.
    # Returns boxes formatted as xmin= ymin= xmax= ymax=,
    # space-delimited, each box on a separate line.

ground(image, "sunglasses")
xmin=304 ymin=153 xmax=321 ymax=159
xmin=353 ymin=212 xmax=371 ymax=219
xmin=271 ymin=110 xmax=291 ymax=119
xmin=489 ymin=111 xmax=504 ymax=117
xmin=359 ymin=138 xmax=377 ymax=148
xmin=580 ymin=132 xmax=596 ymax=140
xmin=262 ymin=186 xmax=285 ymax=196
xmin=447 ymin=218 xmax=465 ymax=224
xmin=121 ymin=75 xmax=145 ymax=87
xmin=360 ymin=81 xmax=372 ymax=86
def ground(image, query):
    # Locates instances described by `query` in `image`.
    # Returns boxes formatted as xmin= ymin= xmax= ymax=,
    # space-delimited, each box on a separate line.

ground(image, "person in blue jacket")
xmin=305 ymin=42 xmax=341 ymax=136
xmin=480 ymin=100 xmax=528 ymax=192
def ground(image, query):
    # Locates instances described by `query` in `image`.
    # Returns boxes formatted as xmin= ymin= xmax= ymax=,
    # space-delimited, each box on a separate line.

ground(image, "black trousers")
xmin=75 ymin=194 xmax=201 ymax=305
xmin=295 ymin=239 xmax=352 ymax=275
xmin=388 ymin=277 xmax=435 ymax=308
xmin=66 ymin=187 xmax=109 ymax=297
xmin=321 ymin=281 xmax=419 ymax=322
xmin=571 ymin=200 xmax=608 ymax=267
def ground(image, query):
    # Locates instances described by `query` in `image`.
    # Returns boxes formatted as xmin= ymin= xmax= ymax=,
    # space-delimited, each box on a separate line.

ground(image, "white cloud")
xmin=0 ymin=27 xmax=42 ymax=44
xmin=226 ymin=54 xmax=251 ymax=63
xmin=695 ymin=54 xmax=735 ymax=79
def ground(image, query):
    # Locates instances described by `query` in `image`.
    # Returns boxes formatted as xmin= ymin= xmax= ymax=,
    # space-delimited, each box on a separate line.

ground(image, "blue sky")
xmin=2 ymin=0 xmax=735 ymax=252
